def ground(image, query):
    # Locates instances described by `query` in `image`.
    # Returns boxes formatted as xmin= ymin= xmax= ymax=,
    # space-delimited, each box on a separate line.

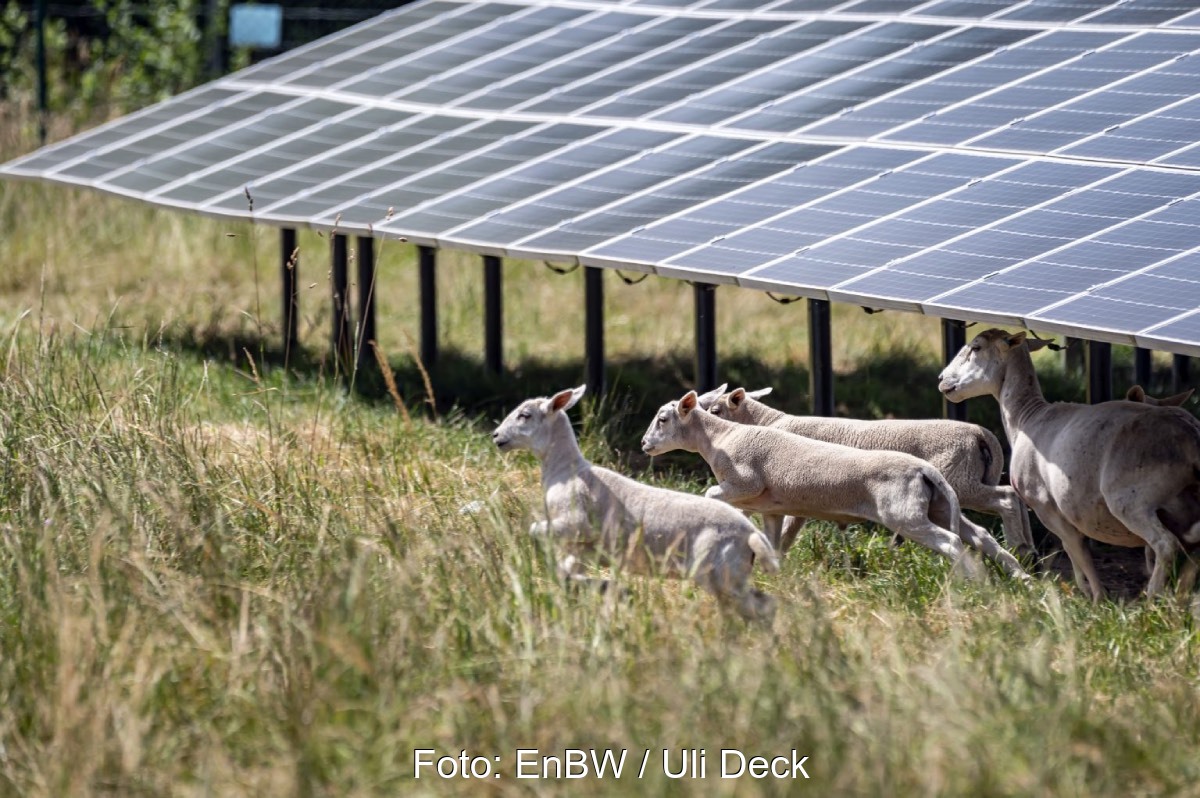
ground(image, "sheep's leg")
xmin=699 ymin=570 xmax=776 ymax=625
xmin=1037 ymin=508 xmax=1106 ymax=601
xmin=955 ymin=515 xmax=1030 ymax=580
xmin=887 ymin=518 xmax=984 ymax=579
xmin=967 ymin=485 xmax=1037 ymax=557
xmin=906 ymin=497 xmax=984 ymax=581
xmin=1015 ymin=491 xmax=1036 ymax=557
xmin=778 ymin=515 xmax=807 ymax=554
xmin=1142 ymin=534 xmax=1180 ymax=598
xmin=704 ymin=480 xmax=764 ymax=508
xmin=733 ymin=587 xmax=777 ymax=625
xmin=761 ymin=514 xmax=786 ymax=553
xmin=689 ymin=544 xmax=775 ymax=625
xmin=557 ymin=554 xmax=619 ymax=594
xmin=538 ymin=513 xmax=616 ymax=593
xmin=1106 ymin=505 xmax=1182 ymax=598
xmin=1178 ymin=556 xmax=1199 ymax=596
xmin=531 ymin=509 xmax=591 ymax=541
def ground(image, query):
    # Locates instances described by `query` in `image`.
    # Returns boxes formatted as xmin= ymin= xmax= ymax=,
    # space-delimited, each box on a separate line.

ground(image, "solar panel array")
xmin=6 ymin=0 xmax=1200 ymax=353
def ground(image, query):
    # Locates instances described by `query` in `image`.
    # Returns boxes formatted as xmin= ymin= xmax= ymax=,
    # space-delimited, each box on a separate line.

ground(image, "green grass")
xmin=3 ymin=123 xmax=1200 ymax=797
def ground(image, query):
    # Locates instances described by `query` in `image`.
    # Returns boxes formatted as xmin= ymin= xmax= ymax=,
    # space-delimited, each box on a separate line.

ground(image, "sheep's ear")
xmin=729 ymin=387 xmax=747 ymax=407
xmin=1170 ymin=388 xmax=1195 ymax=406
xmin=696 ymin=383 xmax=727 ymax=410
xmin=746 ymin=387 xmax=773 ymax=400
xmin=678 ymin=391 xmax=699 ymax=418
xmin=1003 ymin=331 xmax=1028 ymax=349
xmin=1157 ymin=388 xmax=1194 ymax=407
xmin=1025 ymin=335 xmax=1050 ymax=352
xmin=1126 ymin=385 xmax=1147 ymax=402
xmin=550 ymin=385 xmax=586 ymax=413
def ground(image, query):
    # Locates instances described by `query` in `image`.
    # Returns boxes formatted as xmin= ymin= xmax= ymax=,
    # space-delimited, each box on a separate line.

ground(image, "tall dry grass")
xmin=3 ymin=116 xmax=1200 ymax=798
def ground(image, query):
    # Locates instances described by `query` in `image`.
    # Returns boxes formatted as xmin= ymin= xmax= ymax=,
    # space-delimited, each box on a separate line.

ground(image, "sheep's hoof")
xmin=1014 ymin=545 xmax=1041 ymax=569
xmin=950 ymin=552 xmax=987 ymax=583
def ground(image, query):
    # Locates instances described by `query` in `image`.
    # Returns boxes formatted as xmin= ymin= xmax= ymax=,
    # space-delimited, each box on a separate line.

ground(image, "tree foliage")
xmin=3 ymin=0 xmax=214 ymax=124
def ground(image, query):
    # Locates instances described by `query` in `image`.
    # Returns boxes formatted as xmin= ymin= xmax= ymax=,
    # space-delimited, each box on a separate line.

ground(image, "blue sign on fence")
xmin=229 ymin=4 xmax=283 ymax=49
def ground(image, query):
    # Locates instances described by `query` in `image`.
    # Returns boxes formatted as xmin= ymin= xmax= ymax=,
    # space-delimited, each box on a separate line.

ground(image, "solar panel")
xmin=5 ymin=0 xmax=1200 ymax=354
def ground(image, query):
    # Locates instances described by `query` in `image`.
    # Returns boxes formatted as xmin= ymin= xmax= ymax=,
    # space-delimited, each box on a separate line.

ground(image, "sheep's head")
xmin=641 ymin=390 xmax=701 ymax=456
xmin=708 ymin=386 xmax=771 ymax=422
xmin=938 ymin=329 xmax=1045 ymax=402
xmin=493 ymin=385 xmax=585 ymax=456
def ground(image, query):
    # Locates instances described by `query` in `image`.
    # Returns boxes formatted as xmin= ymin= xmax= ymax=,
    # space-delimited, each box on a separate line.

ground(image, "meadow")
xmin=3 ymin=126 xmax=1200 ymax=797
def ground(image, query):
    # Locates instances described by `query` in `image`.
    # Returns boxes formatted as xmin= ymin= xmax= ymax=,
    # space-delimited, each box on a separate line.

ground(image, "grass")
xmin=3 ymin=120 xmax=1200 ymax=797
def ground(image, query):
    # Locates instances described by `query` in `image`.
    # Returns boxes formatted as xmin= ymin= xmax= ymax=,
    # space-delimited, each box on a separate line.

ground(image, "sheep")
xmin=492 ymin=385 xmax=779 ymax=623
xmin=641 ymin=390 xmax=1031 ymax=581
xmin=696 ymin=385 xmax=1034 ymax=559
xmin=939 ymin=329 xmax=1200 ymax=600
xmin=1126 ymin=385 xmax=1194 ymax=407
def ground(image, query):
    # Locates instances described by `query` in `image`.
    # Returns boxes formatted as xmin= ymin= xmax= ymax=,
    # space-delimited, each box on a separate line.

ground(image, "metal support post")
xmin=484 ymin=255 xmax=502 ymax=374
xmin=355 ymin=236 xmax=377 ymax=375
xmin=331 ymin=234 xmax=352 ymax=376
xmin=693 ymin=283 xmax=717 ymax=393
xmin=281 ymin=227 xmax=298 ymax=362
xmin=942 ymin=319 xmax=967 ymax=421
xmin=419 ymin=246 xmax=438 ymax=369
xmin=1173 ymin=354 xmax=1191 ymax=393
xmin=1086 ymin=340 xmax=1112 ymax=404
xmin=1134 ymin=347 xmax=1152 ymax=390
xmin=808 ymin=298 xmax=834 ymax=417
xmin=585 ymin=266 xmax=605 ymax=396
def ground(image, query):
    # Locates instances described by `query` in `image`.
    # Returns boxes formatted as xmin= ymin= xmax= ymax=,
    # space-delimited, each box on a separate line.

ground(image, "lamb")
xmin=939 ymin=329 xmax=1200 ymax=600
xmin=697 ymin=385 xmax=1034 ymax=558
xmin=492 ymin=385 xmax=779 ymax=623
xmin=640 ymin=390 xmax=1030 ymax=580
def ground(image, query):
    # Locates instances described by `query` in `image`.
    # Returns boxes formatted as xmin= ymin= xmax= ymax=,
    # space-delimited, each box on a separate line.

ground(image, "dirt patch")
xmin=1041 ymin=541 xmax=1149 ymax=600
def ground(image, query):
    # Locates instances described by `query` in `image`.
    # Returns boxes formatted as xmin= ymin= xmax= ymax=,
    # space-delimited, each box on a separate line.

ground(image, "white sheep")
xmin=696 ymin=385 xmax=1034 ymax=558
xmin=939 ymin=329 xmax=1200 ymax=600
xmin=492 ymin=385 xmax=779 ymax=623
xmin=641 ymin=391 xmax=1030 ymax=581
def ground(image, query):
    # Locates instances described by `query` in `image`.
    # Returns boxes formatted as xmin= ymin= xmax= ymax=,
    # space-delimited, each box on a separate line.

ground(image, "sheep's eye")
xmin=969 ymin=344 xmax=981 ymax=353
xmin=518 ymin=411 xmax=531 ymax=420
xmin=657 ymin=414 xmax=666 ymax=424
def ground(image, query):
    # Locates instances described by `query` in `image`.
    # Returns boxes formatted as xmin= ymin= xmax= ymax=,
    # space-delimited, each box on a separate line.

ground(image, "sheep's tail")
xmin=976 ymin=427 xmax=1005 ymax=486
xmin=924 ymin=467 xmax=961 ymax=541
xmin=748 ymin=530 xmax=780 ymax=573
